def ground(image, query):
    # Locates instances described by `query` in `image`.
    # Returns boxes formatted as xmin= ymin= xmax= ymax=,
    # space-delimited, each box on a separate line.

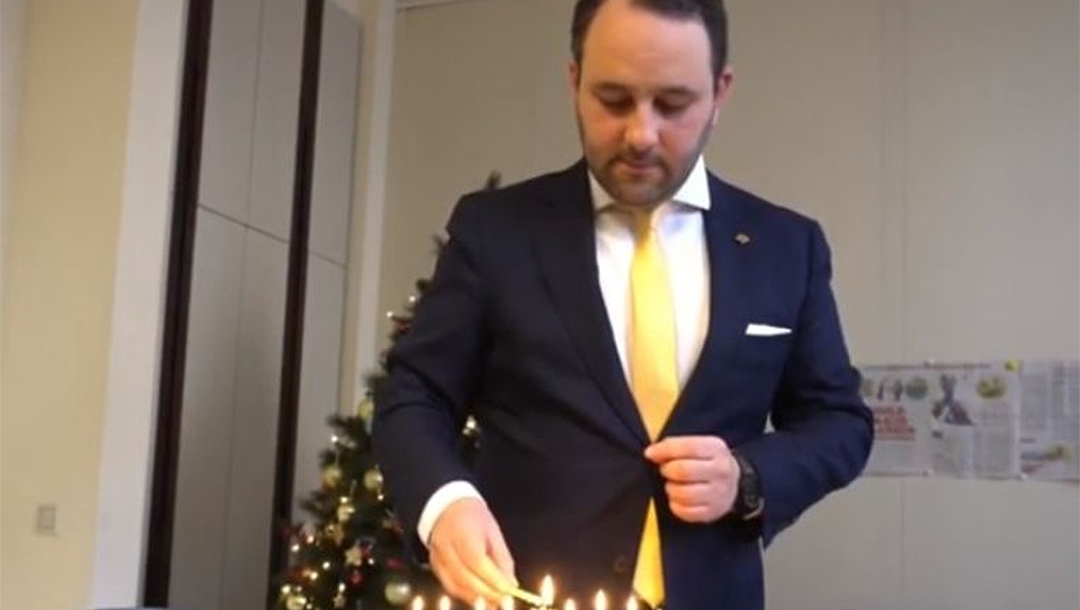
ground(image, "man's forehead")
xmin=577 ymin=44 xmax=714 ymax=89
xmin=590 ymin=81 xmax=700 ymax=97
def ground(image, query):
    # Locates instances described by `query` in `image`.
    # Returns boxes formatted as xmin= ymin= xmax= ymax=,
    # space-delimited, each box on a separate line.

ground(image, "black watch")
xmin=731 ymin=451 xmax=764 ymax=520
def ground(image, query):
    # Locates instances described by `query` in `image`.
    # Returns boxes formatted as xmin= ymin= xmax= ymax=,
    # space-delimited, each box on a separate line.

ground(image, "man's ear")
xmin=711 ymin=65 xmax=735 ymax=126
xmin=567 ymin=60 xmax=581 ymax=94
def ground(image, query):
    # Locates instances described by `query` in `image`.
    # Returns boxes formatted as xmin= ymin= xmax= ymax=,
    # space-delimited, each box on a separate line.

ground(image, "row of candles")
xmin=412 ymin=576 xmax=644 ymax=610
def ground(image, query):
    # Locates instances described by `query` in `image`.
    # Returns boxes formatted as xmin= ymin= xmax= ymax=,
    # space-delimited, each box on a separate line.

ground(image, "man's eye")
xmin=599 ymin=96 xmax=633 ymax=111
xmin=656 ymin=99 xmax=689 ymax=115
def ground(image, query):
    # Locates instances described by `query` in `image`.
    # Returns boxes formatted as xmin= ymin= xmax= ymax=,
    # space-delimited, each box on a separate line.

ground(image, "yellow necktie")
xmin=626 ymin=205 xmax=678 ymax=607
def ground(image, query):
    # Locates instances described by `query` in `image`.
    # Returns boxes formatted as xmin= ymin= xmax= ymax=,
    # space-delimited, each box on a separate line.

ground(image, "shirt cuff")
xmin=417 ymin=480 xmax=484 ymax=548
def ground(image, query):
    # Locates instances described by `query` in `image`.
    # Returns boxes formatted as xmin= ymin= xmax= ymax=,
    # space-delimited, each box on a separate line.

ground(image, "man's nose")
xmin=625 ymin=107 xmax=659 ymax=153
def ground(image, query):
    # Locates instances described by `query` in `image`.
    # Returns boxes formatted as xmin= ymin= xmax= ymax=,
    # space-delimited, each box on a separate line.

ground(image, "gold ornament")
xmin=345 ymin=542 xmax=364 ymax=566
xmin=363 ymin=467 xmax=384 ymax=491
xmin=325 ymin=522 xmax=345 ymax=546
xmin=337 ymin=498 xmax=356 ymax=523
xmin=285 ymin=593 xmax=307 ymax=610
xmin=322 ymin=464 xmax=343 ymax=488
xmin=358 ymin=397 xmax=375 ymax=421
xmin=384 ymin=576 xmax=413 ymax=606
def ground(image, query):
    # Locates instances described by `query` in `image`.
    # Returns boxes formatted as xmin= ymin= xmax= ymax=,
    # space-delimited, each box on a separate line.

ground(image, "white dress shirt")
xmin=416 ymin=156 xmax=713 ymax=545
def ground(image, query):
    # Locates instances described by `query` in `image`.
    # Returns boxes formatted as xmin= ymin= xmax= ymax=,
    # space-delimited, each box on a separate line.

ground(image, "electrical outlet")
xmin=35 ymin=504 xmax=57 ymax=535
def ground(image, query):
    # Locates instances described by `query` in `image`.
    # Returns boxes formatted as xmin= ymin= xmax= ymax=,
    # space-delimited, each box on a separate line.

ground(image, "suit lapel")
xmin=531 ymin=161 xmax=649 ymax=447
xmin=666 ymin=175 xmax=752 ymax=429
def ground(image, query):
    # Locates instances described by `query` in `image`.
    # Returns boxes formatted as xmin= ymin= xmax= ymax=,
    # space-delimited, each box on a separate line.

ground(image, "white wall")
xmin=0 ymin=1 xmax=141 ymax=609
xmin=376 ymin=1 xmax=1080 ymax=609
xmin=0 ymin=0 xmax=27 ymax=263
xmin=344 ymin=0 xmax=396 ymax=403
xmin=0 ymin=0 xmax=365 ymax=605
xmin=0 ymin=0 xmax=28 ymax=604
xmin=91 ymin=0 xmax=187 ymax=605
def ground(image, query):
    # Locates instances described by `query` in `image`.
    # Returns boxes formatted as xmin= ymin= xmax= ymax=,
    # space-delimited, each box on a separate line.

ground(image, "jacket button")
xmin=613 ymin=554 xmax=630 ymax=574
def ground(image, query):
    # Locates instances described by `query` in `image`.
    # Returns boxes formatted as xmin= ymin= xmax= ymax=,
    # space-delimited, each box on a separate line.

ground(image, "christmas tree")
xmin=276 ymin=173 xmax=499 ymax=610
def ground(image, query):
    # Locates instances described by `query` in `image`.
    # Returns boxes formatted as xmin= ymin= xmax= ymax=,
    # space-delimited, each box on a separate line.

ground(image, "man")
xmin=373 ymin=1 xmax=873 ymax=608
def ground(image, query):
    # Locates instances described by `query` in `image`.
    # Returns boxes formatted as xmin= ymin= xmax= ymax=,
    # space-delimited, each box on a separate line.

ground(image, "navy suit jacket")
xmin=373 ymin=160 xmax=873 ymax=610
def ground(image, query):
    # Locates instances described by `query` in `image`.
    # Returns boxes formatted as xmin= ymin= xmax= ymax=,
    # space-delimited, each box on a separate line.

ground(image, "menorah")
xmin=413 ymin=575 xmax=644 ymax=610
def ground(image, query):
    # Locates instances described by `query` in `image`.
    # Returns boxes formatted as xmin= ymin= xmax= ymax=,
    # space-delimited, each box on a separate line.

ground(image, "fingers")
xmin=430 ymin=548 xmax=490 ymax=604
xmin=473 ymin=554 xmax=517 ymax=600
xmin=433 ymin=540 xmax=507 ymax=604
xmin=644 ymin=436 xmax=741 ymax=523
xmin=662 ymin=477 xmax=736 ymax=523
xmin=644 ymin=435 xmax=729 ymax=463
xmin=428 ymin=499 xmax=518 ymax=605
xmin=665 ymin=481 xmax=715 ymax=521
xmin=431 ymin=537 xmax=511 ymax=605
xmin=664 ymin=481 xmax=712 ymax=506
xmin=667 ymin=502 xmax=719 ymax=523
xmin=656 ymin=456 xmax=734 ymax=483
xmin=486 ymin=527 xmax=518 ymax=588
xmin=646 ymin=436 xmax=736 ymax=484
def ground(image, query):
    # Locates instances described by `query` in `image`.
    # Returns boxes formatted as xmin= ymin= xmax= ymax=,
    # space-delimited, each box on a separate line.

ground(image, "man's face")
xmin=570 ymin=0 xmax=733 ymax=207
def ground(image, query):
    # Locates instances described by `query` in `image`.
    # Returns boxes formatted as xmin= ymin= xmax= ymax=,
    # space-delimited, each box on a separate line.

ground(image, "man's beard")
xmin=577 ymin=115 xmax=712 ymax=207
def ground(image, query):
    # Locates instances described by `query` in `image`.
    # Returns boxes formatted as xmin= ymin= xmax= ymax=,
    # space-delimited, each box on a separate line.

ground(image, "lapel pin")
xmin=735 ymin=232 xmax=751 ymax=246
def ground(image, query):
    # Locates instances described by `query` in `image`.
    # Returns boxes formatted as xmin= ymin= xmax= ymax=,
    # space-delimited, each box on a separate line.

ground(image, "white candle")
xmin=540 ymin=575 xmax=555 ymax=608
xmin=593 ymin=591 xmax=608 ymax=610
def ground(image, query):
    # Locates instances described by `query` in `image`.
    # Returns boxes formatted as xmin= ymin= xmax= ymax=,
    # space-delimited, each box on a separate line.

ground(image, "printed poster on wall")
xmin=859 ymin=365 xmax=932 ymax=476
xmin=1019 ymin=360 xmax=1080 ymax=481
xmin=859 ymin=362 xmax=1021 ymax=478
xmin=926 ymin=362 xmax=1020 ymax=479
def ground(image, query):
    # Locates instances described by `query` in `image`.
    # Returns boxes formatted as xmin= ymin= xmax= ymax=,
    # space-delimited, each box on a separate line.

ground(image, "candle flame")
xmin=564 ymin=599 xmax=577 ymax=610
xmin=540 ymin=575 xmax=555 ymax=607
xmin=593 ymin=591 xmax=608 ymax=610
xmin=625 ymin=597 xmax=638 ymax=610
xmin=501 ymin=596 xmax=515 ymax=610
xmin=411 ymin=597 xmax=425 ymax=610
xmin=439 ymin=596 xmax=452 ymax=610
xmin=476 ymin=598 xmax=487 ymax=610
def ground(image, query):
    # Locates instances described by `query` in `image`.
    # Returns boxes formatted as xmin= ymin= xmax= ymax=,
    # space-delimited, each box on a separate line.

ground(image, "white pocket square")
xmin=745 ymin=323 xmax=792 ymax=337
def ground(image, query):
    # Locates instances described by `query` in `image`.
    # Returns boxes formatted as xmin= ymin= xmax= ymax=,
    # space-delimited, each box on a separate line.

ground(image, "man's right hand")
xmin=428 ymin=497 xmax=518 ymax=606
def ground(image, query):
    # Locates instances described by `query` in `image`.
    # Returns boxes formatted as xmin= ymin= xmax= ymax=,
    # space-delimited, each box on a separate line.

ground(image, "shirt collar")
xmin=588 ymin=155 xmax=711 ymax=213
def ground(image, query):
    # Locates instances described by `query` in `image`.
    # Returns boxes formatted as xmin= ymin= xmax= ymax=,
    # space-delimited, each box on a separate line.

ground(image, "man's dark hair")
xmin=571 ymin=0 xmax=728 ymax=79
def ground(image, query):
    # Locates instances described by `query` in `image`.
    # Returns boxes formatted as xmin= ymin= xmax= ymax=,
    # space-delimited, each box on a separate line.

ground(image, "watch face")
xmin=736 ymin=455 xmax=763 ymax=515
xmin=742 ymin=481 xmax=762 ymax=508
xmin=740 ymin=479 xmax=760 ymax=507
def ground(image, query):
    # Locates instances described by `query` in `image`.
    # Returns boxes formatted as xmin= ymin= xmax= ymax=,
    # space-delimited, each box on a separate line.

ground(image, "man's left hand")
xmin=644 ymin=435 xmax=740 ymax=523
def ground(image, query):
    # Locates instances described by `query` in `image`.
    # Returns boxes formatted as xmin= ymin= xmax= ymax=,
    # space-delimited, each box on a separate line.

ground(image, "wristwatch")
xmin=731 ymin=451 xmax=764 ymax=520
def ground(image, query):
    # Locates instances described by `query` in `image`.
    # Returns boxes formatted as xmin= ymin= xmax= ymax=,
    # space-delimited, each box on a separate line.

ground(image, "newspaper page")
xmin=925 ymin=362 xmax=1020 ymax=478
xmin=860 ymin=365 xmax=932 ymax=475
xmin=1019 ymin=360 xmax=1080 ymax=481
xmin=859 ymin=362 xmax=1020 ymax=478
